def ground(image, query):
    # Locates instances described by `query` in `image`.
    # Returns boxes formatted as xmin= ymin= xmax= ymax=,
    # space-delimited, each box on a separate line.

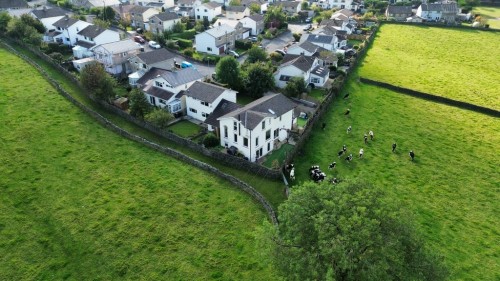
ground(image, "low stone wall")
xmin=0 ymin=39 xmax=279 ymax=225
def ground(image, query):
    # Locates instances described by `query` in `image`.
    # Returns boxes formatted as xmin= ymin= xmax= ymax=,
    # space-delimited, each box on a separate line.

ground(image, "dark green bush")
xmin=235 ymin=40 xmax=253 ymax=50
xmin=173 ymin=38 xmax=193 ymax=48
xmin=203 ymin=133 xmax=219 ymax=148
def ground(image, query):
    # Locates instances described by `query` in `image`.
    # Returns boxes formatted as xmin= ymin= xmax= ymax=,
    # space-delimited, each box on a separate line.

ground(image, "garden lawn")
xmin=473 ymin=6 xmax=500 ymax=29
xmin=0 ymin=47 xmax=280 ymax=280
xmin=360 ymin=24 xmax=500 ymax=110
xmin=262 ymin=144 xmax=294 ymax=168
xmin=168 ymin=120 xmax=202 ymax=138
xmin=292 ymin=80 xmax=499 ymax=281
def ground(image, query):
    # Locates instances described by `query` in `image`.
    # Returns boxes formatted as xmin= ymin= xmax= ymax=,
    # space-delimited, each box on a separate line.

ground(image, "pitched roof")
xmin=77 ymin=25 xmax=107 ymax=38
xmin=203 ymin=2 xmax=222 ymax=8
xmin=247 ymin=14 xmax=264 ymax=22
xmin=136 ymin=48 xmax=178 ymax=64
xmin=204 ymin=24 xmax=235 ymax=38
xmin=0 ymin=0 xmax=28 ymax=9
xmin=53 ymin=16 xmax=82 ymax=29
xmin=31 ymin=7 xmax=66 ymax=18
xmin=75 ymin=40 xmax=95 ymax=49
xmin=92 ymin=39 xmax=140 ymax=53
xmin=277 ymin=1 xmax=300 ymax=8
xmin=219 ymin=94 xmax=296 ymax=130
xmin=310 ymin=65 xmax=329 ymax=78
xmin=226 ymin=5 xmax=247 ymax=12
xmin=306 ymin=34 xmax=335 ymax=44
xmin=186 ymin=81 xmax=234 ymax=103
xmin=153 ymin=12 xmax=180 ymax=21
xmin=129 ymin=5 xmax=150 ymax=14
xmin=137 ymin=67 xmax=203 ymax=87
xmin=297 ymin=41 xmax=321 ymax=53
xmin=337 ymin=9 xmax=353 ymax=17
xmin=280 ymin=54 xmax=316 ymax=72
xmin=387 ymin=5 xmax=412 ymax=14
xmin=204 ymin=99 xmax=242 ymax=128
xmin=420 ymin=2 xmax=457 ymax=12
xmin=178 ymin=0 xmax=197 ymax=5
xmin=143 ymin=83 xmax=176 ymax=101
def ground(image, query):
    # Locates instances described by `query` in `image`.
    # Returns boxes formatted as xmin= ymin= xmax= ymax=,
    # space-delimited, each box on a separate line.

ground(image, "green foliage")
xmin=244 ymin=63 xmax=275 ymax=98
xmin=284 ymin=76 xmax=306 ymax=97
xmin=264 ymin=5 xmax=286 ymax=28
xmin=20 ymin=14 xmax=45 ymax=33
xmin=229 ymin=0 xmax=241 ymax=5
xmin=301 ymin=1 xmax=309 ymax=10
xmin=203 ymin=133 xmax=220 ymax=148
xmin=128 ymin=88 xmax=152 ymax=119
xmin=145 ymin=108 xmax=174 ymax=129
xmin=172 ymin=20 xmax=185 ymax=33
xmin=92 ymin=18 xmax=111 ymax=29
xmin=269 ymin=52 xmax=283 ymax=62
xmin=203 ymin=17 xmax=210 ymax=29
xmin=215 ymin=56 xmax=241 ymax=90
xmin=249 ymin=3 xmax=261 ymax=14
xmin=235 ymin=39 xmax=253 ymax=50
xmin=292 ymin=32 xmax=301 ymax=42
xmin=49 ymin=52 xmax=64 ymax=64
xmin=183 ymin=47 xmax=195 ymax=57
xmin=246 ymin=46 xmax=267 ymax=63
xmin=267 ymin=180 xmax=448 ymax=281
xmin=194 ymin=20 xmax=205 ymax=32
xmin=79 ymin=62 xmax=115 ymax=101
xmin=174 ymin=37 xmax=193 ymax=48
xmin=170 ymin=29 xmax=196 ymax=39
xmin=0 ymin=12 xmax=12 ymax=34
xmin=7 ymin=17 xmax=42 ymax=46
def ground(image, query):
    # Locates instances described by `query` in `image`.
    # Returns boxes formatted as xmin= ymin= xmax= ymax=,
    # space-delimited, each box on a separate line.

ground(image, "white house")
xmin=239 ymin=14 xmax=265 ymax=35
xmin=217 ymin=93 xmax=297 ymax=162
xmin=71 ymin=0 xmax=121 ymax=9
xmin=73 ymin=25 xmax=120 ymax=59
xmin=148 ymin=12 xmax=180 ymax=34
xmin=204 ymin=100 xmax=242 ymax=133
xmin=137 ymin=67 xmax=204 ymax=114
xmin=326 ymin=0 xmax=354 ymax=9
xmin=194 ymin=2 xmax=222 ymax=22
xmin=274 ymin=54 xmax=329 ymax=88
xmin=287 ymin=41 xmax=337 ymax=68
xmin=50 ymin=16 xmax=92 ymax=46
xmin=128 ymin=48 xmax=182 ymax=86
xmin=134 ymin=0 xmax=175 ymax=10
xmin=225 ymin=5 xmax=250 ymax=20
xmin=30 ymin=6 xmax=66 ymax=32
xmin=173 ymin=0 xmax=201 ymax=17
xmin=195 ymin=24 xmax=236 ymax=55
xmin=416 ymin=1 xmax=459 ymax=23
xmin=130 ymin=5 xmax=159 ymax=29
xmin=275 ymin=1 xmax=301 ymax=15
xmin=185 ymin=81 xmax=238 ymax=122
xmin=241 ymin=0 xmax=268 ymax=14
xmin=213 ymin=18 xmax=249 ymax=40
xmin=90 ymin=39 xmax=142 ymax=75
xmin=303 ymin=34 xmax=340 ymax=51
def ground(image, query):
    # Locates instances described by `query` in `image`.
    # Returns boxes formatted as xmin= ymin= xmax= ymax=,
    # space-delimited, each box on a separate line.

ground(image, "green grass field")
xmin=168 ymin=120 xmax=202 ymax=138
xmin=292 ymin=80 xmax=499 ymax=280
xmin=360 ymin=24 xmax=500 ymax=110
xmin=0 ymin=47 xmax=280 ymax=280
xmin=473 ymin=6 xmax=500 ymax=29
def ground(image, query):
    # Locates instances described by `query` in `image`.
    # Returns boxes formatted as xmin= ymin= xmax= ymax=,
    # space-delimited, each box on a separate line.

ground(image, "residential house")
xmin=134 ymin=0 xmax=175 ymax=10
xmin=303 ymin=34 xmax=342 ymax=51
xmin=239 ymin=14 xmax=265 ymax=35
xmin=173 ymin=0 xmax=201 ymax=17
xmin=274 ymin=54 xmax=329 ymax=88
xmin=73 ymin=25 xmax=120 ymax=59
xmin=286 ymin=41 xmax=337 ymax=67
xmin=128 ymin=48 xmax=183 ymax=86
xmin=185 ymin=81 xmax=238 ymax=122
xmin=31 ymin=6 xmax=66 ymax=32
xmin=148 ymin=12 xmax=180 ymax=34
xmin=416 ymin=1 xmax=459 ymax=23
xmin=90 ymin=39 xmax=142 ymax=75
xmin=325 ymin=0 xmax=354 ymax=9
xmin=274 ymin=1 xmax=301 ymax=15
xmin=0 ymin=0 xmax=28 ymax=10
xmin=319 ymin=18 xmax=355 ymax=34
xmin=241 ymin=0 xmax=268 ymax=14
xmin=194 ymin=24 xmax=236 ymax=55
xmin=204 ymin=100 xmax=242 ymax=134
xmin=217 ymin=93 xmax=297 ymax=162
xmin=194 ymin=2 xmax=222 ymax=22
xmin=111 ymin=4 xmax=136 ymax=22
xmin=130 ymin=5 xmax=159 ymax=29
xmin=386 ymin=5 xmax=413 ymax=21
xmin=137 ymin=67 xmax=204 ymax=114
xmin=50 ymin=16 xmax=92 ymax=46
xmin=214 ymin=18 xmax=249 ymax=40
xmin=225 ymin=5 xmax=250 ymax=20
xmin=71 ymin=0 xmax=121 ymax=9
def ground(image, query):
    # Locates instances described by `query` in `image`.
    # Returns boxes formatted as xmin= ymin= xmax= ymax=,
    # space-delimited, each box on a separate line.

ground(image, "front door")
xmin=149 ymin=96 xmax=156 ymax=106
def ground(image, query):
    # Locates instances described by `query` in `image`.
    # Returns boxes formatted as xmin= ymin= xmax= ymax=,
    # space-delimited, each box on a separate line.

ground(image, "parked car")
xmin=148 ymin=40 xmax=161 ymax=49
xmin=181 ymin=61 xmax=195 ymax=69
xmin=305 ymin=17 xmax=312 ymax=23
xmin=249 ymin=36 xmax=258 ymax=42
xmin=135 ymin=43 xmax=145 ymax=52
xmin=303 ymin=24 xmax=312 ymax=31
xmin=133 ymin=35 xmax=145 ymax=44
xmin=275 ymin=49 xmax=286 ymax=56
xmin=228 ymin=50 xmax=239 ymax=58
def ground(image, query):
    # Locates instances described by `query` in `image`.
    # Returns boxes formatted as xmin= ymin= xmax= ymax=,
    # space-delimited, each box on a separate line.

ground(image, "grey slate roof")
xmin=186 ymin=81 xmax=232 ymax=103
xmin=78 ymin=25 xmax=106 ymax=38
xmin=310 ymin=65 xmax=329 ymax=78
xmin=203 ymin=2 xmax=222 ymax=8
xmin=387 ymin=5 xmax=412 ymax=14
xmin=226 ymin=5 xmax=247 ymax=12
xmin=129 ymin=5 xmax=150 ymax=14
xmin=420 ymin=2 xmax=457 ymax=12
xmin=298 ymin=41 xmax=321 ymax=53
xmin=277 ymin=1 xmax=300 ymax=8
xmin=0 ymin=0 xmax=28 ymax=9
xmin=248 ymin=14 xmax=264 ymax=22
xmin=280 ymin=54 xmax=316 ymax=72
xmin=143 ymin=84 xmax=176 ymax=101
xmin=154 ymin=12 xmax=179 ymax=21
xmin=306 ymin=34 xmax=335 ymax=44
xmin=219 ymin=94 xmax=296 ymax=130
xmin=204 ymin=99 xmax=242 ymax=128
xmin=53 ymin=16 xmax=80 ymax=29
xmin=75 ymin=40 xmax=95 ymax=49
xmin=92 ymin=39 xmax=139 ymax=53
xmin=137 ymin=67 xmax=203 ymax=88
xmin=205 ymin=24 xmax=235 ymax=38
xmin=136 ymin=48 xmax=177 ymax=64
xmin=32 ymin=7 xmax=66 ymax=18
xmin=178 ymin=0 xmax=197 ymax=5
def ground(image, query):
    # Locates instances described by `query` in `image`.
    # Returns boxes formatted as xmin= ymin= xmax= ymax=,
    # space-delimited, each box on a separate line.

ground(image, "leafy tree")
xmin=145 ymin=108 xmax=174 ymax=129
xmin=79 ymin=62 xmax=115 ymax=101
xmin=103 ymin=6 xmax=116 ymax=21
xmin=229 ymin=0 xmax=241 ymax=5
xmin=49 ymin=52 xmax=64 ymax=64
xmin=301 ymin=1 xmax=309 ymax=10
xmin=7 ymin=17 xmax=42 ymax=46
xmin=246 ymin=46 xmax=267 ymax=63
xmin=249 ymin=3 xmax=261 ymax=14
xmin=215 ymin=56 xmax=241 ymax=90
xmin=244 ymin=63 xmax=275 ymax=98
xmin=172 ymin=21 xmax=184 ymax=33
xmin=92 ymin=18 xmax=110 ymax=29
xmin=20 ymin=14 xmax=45 ymax=33
xmin=0 ymin=12 xmax=12 ymax=34
xmin=264 ymin=5 xmax=286 ymax=29
xmin=284 ymin=76 xmax=306 ymax=97
xmin=262 ymin=180 xmax=448 ymax=281
xmin=203 ymin=17 xmax=210 ymax=30
xmin=292 ymin=32 xmax=301 ymax=42
xmin=129 ymin=88 xmax=152 ymax=119
xmin=203 ymin=133 xmax=219 ymax=148
xmin=194 ymin=20 xmax=205 ymax=32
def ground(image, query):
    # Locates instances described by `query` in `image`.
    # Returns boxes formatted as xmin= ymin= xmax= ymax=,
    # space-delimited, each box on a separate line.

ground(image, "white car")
xmin=228 ymin=50 xmax=239 ymax=58
xmin=148 ymin=40 xmax=161 ymax=49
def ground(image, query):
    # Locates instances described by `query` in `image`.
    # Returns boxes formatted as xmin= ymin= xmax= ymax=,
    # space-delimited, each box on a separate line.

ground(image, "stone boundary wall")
xmin=0 ymin=39 xmax=278 ymax=225
xmin=359 ymin=77 xmax=500 ymax=118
